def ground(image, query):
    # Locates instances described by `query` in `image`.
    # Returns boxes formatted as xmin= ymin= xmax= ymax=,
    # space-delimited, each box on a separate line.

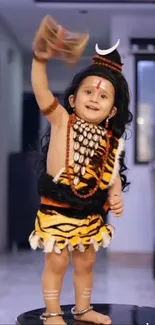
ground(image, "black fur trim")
xmin=38 ymin=172 xmax=109 ymax=213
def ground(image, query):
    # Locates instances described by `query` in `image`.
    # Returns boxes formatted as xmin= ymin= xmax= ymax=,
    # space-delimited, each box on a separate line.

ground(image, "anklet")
xmin=40 ymin=311 xmax=64 ymax=320
xmin=71 ymin=305 xmax=93 ymax=316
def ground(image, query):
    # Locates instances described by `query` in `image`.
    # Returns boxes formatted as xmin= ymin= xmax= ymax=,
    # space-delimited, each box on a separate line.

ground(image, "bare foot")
xmin=43 ymin=315 xmax=66 ymax=325
xmin=74 ymin=310 xmax=111 ymax=325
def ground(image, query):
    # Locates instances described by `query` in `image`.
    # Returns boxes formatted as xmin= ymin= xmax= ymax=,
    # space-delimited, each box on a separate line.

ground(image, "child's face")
xmin=71 ymin=76 xmax=116 ymax=124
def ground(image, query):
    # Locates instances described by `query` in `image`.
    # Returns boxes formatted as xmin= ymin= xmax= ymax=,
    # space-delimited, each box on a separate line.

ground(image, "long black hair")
xmin=39 ymin=49 xmax=133 ymax=191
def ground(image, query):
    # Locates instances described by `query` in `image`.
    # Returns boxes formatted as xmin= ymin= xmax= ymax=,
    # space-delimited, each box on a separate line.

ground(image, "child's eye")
xmin=101 ymin=94 xmax=107 ymax=99
xmin=85 ymin=90 xmax=91 ymax=94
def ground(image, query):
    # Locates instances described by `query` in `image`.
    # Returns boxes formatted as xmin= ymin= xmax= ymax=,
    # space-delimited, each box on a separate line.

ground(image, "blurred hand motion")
xmin=33 ymin=15 xmax=89 ymax=64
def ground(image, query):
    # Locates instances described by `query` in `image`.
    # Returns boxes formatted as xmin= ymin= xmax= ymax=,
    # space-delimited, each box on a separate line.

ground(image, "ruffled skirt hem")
xmin=29 ymin=224 xmax=114 ymax=254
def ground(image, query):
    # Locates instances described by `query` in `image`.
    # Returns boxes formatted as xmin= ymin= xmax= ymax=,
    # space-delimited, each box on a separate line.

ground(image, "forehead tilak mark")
xmin=96 ymin=80 xmax=102 ymax=89
xmin=94 ymin=80 xmax=106 ymax=90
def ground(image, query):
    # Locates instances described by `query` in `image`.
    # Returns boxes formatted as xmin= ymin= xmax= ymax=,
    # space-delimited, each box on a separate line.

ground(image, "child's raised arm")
xmin=31 ymin=15 xmax=89 ymax=125
xmin=31 ymin=57 xmax=66 ymax=126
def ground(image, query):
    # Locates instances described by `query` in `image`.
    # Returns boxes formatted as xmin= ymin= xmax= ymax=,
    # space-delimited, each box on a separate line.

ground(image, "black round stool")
xmin=16 ymin=303 xmax=155 ymax=325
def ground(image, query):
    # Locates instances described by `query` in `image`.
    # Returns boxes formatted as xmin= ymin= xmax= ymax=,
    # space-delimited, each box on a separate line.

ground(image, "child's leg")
xmin=41 ymin=247 xmax=70 ymax=325
xmin=72 ymin=245 xmax=111 ymax=325
xmin=72 ymin=245 xmax=95 ymax=311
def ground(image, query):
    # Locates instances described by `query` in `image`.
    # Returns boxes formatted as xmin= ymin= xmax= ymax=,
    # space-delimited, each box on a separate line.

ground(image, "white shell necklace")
xmin=72 ymin=116 xmax=106 ymax=186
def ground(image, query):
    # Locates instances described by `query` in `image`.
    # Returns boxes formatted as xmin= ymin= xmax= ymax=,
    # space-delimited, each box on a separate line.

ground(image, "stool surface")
xmin=16 ymin=303 xmax=155 ymax=325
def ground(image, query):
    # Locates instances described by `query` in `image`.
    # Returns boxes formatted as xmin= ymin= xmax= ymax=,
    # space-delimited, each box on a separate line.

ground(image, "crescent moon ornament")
xmin=95 ymin=39 xmax=120 ymax=56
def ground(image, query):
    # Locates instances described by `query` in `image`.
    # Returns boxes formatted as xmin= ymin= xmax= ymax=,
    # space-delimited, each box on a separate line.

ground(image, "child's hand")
xmin=33 ymin=16 xmax=89 ymax=65
xmin=109 ymin=195 xmax=124 ymax=217
xmin=33 ymin=17 xmax=64 ymax=61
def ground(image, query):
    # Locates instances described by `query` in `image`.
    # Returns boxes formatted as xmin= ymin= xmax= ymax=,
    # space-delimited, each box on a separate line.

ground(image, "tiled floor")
xmin=0 ymin=250 xmax=155 ymax=324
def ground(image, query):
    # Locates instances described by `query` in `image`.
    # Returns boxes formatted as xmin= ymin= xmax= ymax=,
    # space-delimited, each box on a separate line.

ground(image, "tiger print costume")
xmin=29 ymin=133 xmax=124 ymax=253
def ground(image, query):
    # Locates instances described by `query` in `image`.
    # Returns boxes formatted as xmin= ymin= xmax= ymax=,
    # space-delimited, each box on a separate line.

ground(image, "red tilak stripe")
xmin=96 ymin=80 xmax=102 ymax=89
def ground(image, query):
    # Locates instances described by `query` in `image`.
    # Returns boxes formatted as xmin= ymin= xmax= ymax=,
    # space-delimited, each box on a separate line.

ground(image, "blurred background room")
xmin=0 ymin=0 xmax=155 ymax=323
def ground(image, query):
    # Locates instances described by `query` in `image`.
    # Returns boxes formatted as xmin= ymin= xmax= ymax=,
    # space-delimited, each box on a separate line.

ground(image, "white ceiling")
xmin=0 ymin=0 xmax=155 ymax=53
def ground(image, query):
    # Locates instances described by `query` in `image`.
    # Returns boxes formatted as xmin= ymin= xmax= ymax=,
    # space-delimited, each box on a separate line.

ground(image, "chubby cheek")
xmin=100 ymin=100 xmax=114 ymax=114
xmin=75 ymin=95 xmax=85 ymax=110
xmin=75 ymin=98 xmax=81 ymax=111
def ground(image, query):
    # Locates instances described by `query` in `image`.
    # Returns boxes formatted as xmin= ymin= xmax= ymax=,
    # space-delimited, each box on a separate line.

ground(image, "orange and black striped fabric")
xmin=29 ymin=134 xmax=123 ymax=253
